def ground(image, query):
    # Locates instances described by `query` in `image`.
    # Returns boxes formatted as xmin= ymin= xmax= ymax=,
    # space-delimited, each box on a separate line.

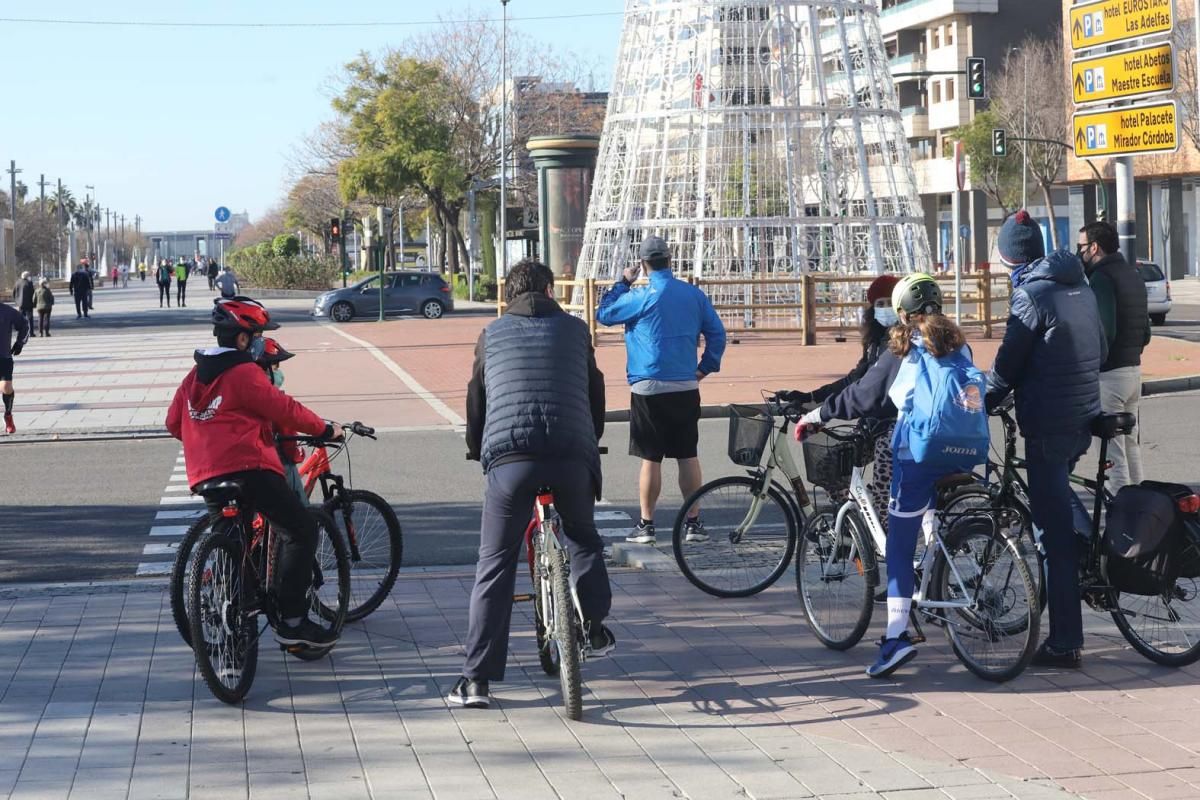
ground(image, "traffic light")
xmin=992 ymin=128 xmax=1008 ymax=158
xmin=329 ymin=217 xmax=341 ymax=243
xmin=967 ymin=57 xmax=987 ymax=100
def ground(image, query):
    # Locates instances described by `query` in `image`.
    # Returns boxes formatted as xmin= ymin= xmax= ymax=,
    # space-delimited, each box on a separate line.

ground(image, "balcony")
xmin=900 ymin=105 xmax=930 ymax=138
xmin=889 ymin=51 xmax=927 ymax=80
xmin=878 ymin=0 xmax=1000 ymax=36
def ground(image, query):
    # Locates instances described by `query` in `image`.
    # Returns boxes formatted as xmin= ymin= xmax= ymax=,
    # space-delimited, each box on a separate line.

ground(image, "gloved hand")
xmin=777 ymin=390 xmax=812 ymax=405
xmin=793 ymin=408 xmax=824 ymax=442
xmin=11 ymin=342 xmax=23 ymax=357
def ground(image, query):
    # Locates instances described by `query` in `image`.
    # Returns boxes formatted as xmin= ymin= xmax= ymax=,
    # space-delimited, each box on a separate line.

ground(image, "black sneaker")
xmin=683 ymin=517 xmax=709 ymax=543
xmin=274 ymin=617 xmax=339 ymax=649
xmin=587 ymin=624 xmax=617 ymax=657
xmin=1031 ymin=641 xmax=1082 ymax=669
xmin=447 ymin=676 xmax=490 ymax=708
xmin=626 ymin=521 xmax=655 ymax=545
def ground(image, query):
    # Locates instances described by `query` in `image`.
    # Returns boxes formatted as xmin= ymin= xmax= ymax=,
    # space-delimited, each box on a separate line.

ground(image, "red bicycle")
xmin=171 ymin=421 xmax=402 ymax=647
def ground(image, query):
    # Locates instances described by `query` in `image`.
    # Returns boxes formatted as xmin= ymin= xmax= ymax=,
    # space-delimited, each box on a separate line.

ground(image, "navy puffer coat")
xmin=986 ymin=250 xmax=1107 ymax=439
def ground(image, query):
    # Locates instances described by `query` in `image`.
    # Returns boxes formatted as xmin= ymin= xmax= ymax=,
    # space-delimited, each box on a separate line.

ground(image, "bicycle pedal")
xmin=909 ymin=634 xmax=927 ymax=644
xmin=512 ymin=593 xmax=534 ymax=602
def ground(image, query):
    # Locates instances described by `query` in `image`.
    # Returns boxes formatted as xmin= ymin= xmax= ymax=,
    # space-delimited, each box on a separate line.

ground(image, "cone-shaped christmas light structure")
xmin=577 ymin=0 xmax=930 ymax=325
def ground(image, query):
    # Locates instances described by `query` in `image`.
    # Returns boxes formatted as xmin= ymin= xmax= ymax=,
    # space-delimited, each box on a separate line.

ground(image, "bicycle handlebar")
xmin=277 ymin=420 xmax=376 ymax=446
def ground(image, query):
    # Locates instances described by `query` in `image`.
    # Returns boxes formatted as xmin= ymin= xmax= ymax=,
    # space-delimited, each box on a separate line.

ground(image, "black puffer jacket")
xmin=986 ymin=250 xmax=1106 ymax=439
xmin=466 ymin=291 xmax=606 ymax=496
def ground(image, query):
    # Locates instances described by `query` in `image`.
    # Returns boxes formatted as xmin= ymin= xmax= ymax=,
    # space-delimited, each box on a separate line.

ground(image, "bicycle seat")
xmin=935 ymin=473 xmax=977 ymax=492
xmin=194 ymin=479 xmax=245 ymax=502
xmin=1091 ymin=413 xmax=1136 ymax=440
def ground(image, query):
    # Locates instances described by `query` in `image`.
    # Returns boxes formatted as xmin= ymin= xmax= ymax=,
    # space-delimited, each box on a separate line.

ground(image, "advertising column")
xmin=527 ymin=135 xmax=600 ymax=280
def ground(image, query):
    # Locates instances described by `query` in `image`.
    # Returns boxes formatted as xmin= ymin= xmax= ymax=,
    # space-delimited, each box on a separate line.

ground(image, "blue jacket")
xmin=986 ymin=250 xmax=1106 ymax=440
xmin=596 ymin=269 xmax=726 ymax=384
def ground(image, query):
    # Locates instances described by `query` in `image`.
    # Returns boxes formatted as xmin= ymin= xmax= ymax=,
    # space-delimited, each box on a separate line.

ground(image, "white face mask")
xmin=874 ymin=306 xmax=899 ymax=328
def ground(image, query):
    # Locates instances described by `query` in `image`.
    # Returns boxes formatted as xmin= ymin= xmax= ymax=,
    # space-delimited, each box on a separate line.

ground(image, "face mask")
xmin=1076 ymin=244 xmax=1091 ymax=264
xmin=248 ymin=337 xmax=266 ymax=360
xmin=271 ymin=368 xmax=285 ymax=388
xmin=873 ymin=306 xmax=899 ymax=328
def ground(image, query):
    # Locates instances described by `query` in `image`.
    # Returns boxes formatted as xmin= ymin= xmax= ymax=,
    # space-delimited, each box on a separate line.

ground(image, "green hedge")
xmin=452 ymin=273 xmax=496 ymax=302
xmin=226 ymin=250 xmax=339 ymax=290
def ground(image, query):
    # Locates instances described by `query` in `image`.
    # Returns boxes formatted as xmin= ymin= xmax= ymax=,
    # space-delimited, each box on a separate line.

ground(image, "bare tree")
xmin=991 ymin=32 xmax=1070 ymax=248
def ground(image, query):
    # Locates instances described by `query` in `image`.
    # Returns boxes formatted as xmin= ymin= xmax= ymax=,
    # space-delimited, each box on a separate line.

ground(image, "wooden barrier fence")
xmin=497 ymin=272 xmax=1011 ymax=346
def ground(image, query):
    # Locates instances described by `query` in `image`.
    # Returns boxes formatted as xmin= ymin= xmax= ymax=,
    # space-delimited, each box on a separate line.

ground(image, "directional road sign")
xmin=1069 ymin=0 xmax=1174 ymax=53
xmin=214 ymin=206 xmax=231 ymax=223
xmin=1072 ymin=42 xmax=1173 ymax=105
xmin=1072 ymin=100 xmax=1179 ymax=159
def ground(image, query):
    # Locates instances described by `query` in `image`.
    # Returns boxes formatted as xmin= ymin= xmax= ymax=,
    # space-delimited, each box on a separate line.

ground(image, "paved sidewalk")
xmin=3 ymin=569 xmax=1200 ymax=799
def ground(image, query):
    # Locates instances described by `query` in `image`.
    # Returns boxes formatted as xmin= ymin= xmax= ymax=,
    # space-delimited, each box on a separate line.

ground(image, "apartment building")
xmin=879 ymin=0 xmax=1062 ymax=266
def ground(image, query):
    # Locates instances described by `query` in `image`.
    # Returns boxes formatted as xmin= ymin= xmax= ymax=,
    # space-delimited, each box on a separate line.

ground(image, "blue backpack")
xmin=897 ymin=346 xmax=989 ymax=469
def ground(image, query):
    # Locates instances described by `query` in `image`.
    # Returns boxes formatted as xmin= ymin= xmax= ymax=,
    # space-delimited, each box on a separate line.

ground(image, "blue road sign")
xmin=1086 ymin=126 xmax=1097 ymax=149
xmin=1084 ymin=69 xmax=1094 ymax=93
xmin=215 ymin=206 xmax=231 ymax=223
xmin=1083 ymin=14 xmax=1093 ymax=38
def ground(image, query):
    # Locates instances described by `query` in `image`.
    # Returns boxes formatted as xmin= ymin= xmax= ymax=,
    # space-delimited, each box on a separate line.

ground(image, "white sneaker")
xmin=684 ymin=518 xmax=709 ymax=543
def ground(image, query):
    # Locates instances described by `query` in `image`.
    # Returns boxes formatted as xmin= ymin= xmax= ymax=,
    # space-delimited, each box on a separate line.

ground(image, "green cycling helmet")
xmin=891 ymin=273 xmax=943 ymax=316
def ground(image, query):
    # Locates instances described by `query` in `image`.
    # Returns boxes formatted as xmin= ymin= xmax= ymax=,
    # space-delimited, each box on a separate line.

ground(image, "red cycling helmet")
xmin=212 ymin=296 xmax=280 ymax=334
xmin=255 ymin=337 xmax=295 ymax=366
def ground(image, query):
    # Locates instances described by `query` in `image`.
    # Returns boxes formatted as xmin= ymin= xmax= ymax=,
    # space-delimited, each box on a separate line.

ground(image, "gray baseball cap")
xmin=639 ymin=235 xmax=670 ymax=261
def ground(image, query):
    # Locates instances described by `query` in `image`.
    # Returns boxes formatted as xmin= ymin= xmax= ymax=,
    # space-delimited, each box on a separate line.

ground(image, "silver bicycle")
xmin=795 ymin=420 xmax=1040 ymax=682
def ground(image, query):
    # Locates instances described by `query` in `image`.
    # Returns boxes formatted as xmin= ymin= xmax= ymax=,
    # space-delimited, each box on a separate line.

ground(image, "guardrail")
xmin=497 ymin=272 xmax=1011 ymax=346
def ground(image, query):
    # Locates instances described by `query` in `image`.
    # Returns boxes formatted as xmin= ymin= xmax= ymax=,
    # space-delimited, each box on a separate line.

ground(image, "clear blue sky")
xmin=0 ymin=1 xmax=623 ymax=231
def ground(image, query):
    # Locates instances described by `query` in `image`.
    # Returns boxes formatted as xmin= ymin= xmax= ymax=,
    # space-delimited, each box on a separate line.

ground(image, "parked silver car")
xmin=312 ymin=271 xmax=454 ymax=322
xmin=1136 ymin=261 xmax=1171 ymax=326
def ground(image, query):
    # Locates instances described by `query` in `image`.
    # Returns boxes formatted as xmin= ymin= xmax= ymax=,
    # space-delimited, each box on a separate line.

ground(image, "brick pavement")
xmin=3 ymin=568 xmax=1199 ymax=799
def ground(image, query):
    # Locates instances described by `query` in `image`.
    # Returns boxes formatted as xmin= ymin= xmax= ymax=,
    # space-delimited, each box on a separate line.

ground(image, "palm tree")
xmin=48 ymin=186 xmax=77 ymax=226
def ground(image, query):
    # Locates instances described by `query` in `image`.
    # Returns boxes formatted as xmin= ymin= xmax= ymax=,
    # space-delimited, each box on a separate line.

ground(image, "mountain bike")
xmin=186 ymin=479 xmax=350 ymax=704
xmin=513 ymin=446 xmax=609 ymax=721
xmin=171 ymin=421 xmax=401 ymax=645
xmin=795 ymin=419 xmax=1040 ymax=682
xmin=671 ymin=393 xmax=810 ymax=597
xmin=985 ymin=400 xmax=1200 ymax=667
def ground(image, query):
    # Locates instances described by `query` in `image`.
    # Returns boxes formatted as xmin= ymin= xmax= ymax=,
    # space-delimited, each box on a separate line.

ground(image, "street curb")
xmin=606 ymin=542 xmax=678 ymax=571
xmin=242 ymin=288 xmax=327 ymax=299
xmin=0 ymin=428 xmax=173 ymax=446
xmin=1142 ymin=374 xmax=1200 ymax=396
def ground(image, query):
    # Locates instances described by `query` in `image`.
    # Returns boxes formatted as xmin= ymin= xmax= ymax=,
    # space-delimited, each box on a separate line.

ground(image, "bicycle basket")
xmin=802 ymin=428 xmax=871 ymax=490
xmin=727 ymin=405 xmax=773 ymax=467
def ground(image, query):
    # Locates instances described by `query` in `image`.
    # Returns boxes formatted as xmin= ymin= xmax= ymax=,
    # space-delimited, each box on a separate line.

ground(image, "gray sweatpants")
xmin=1100 ymin=366 xmax=1143 ymax=492
xmin=462 ymin=459 xmax=611 ymax=682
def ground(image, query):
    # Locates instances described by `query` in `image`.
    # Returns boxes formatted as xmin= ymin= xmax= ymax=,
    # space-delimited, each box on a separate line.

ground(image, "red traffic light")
xmin=330 ymin=217 xmax=342 ymax=242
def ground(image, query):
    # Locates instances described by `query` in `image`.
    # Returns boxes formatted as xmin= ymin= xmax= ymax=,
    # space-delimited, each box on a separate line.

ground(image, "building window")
xmin=931 ymin=28 xmax=940 ymax=49
xmin=945 ymin=78 xmax=955 ymax=101
xmin=931 ymin=81 xmax=941 ymax=104
xmin=945 ymin=23 xmax=955 ymax=46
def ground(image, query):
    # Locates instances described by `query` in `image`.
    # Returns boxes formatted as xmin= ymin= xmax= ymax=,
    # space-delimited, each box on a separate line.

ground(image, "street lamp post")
xmin=498 ymin=0 xmax=510 ymax=280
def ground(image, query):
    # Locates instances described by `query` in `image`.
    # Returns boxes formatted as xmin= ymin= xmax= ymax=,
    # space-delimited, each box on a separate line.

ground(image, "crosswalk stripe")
xmin=162 ymin=485 xmax=191 ymax=493
xmin=143 ymin=543 xmax=178 ymax=556
xmin=595 ymin=510 xmax=632 ymax=521
xmin=150 ymin=525 xmax=193 ymax=537
xmin=155 ymin=509 xmax=205 ymax=520
xmin=159 ymin=495 xmax=204 ymax=506
xmin=135 ymin=562 xmax=171 ymax=577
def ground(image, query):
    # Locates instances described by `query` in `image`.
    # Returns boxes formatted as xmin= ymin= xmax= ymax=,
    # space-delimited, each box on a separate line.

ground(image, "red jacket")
xmin=166 ymin=349 xmax=326 ymax=488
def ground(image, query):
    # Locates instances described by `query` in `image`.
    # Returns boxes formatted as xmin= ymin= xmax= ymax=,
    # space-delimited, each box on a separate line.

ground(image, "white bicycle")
xmin=795 ymin=419 xmax=1040 ymax=682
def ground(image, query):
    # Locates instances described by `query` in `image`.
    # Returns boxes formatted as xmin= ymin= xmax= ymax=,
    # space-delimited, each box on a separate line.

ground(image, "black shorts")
xmin=0 ymin=358 xmax=12 ymax=382
xmin=629 ymin=389 xmax=701 ymax=462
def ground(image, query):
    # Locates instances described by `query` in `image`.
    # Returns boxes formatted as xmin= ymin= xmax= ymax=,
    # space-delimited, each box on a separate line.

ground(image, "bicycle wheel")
xmin=1110 ymin=577 xmax=1200 ymax=667
xmin=327 ymin=489 xmax=403 ymax=622
xmin=306 ymin=508 xmax=352 ymax=635
xmin=943 ymin=484 xmax=1044 ymax=611
xmin=548 ymin=543 xmax=583 ymax=720
xmin=170 ymin=514 xmax=211 ymax=648
xmin=673 ymin=476 xmax=797 ymax=597
xmin=930 ymin=513 xmax=1039 ymax=683
xmin=187 ymin=530 xmax=259 ymax=704
xmin=796 ymin=507 xmax=877 ymax=650
xmin=530 ymin=529 xmax=560 ymax=676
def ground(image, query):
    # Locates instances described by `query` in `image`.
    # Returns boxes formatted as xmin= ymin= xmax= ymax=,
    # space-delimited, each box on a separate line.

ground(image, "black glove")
xmin=777 ymin=390 xmax=812 ymax=404
xmin=11 ymin=342 xmax=23 ymax=357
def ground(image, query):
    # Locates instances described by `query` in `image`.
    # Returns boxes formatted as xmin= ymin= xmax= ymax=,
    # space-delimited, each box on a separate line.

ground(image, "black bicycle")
xmin=186 ymin=480 xmax=350 ymax=704
xmin=978 ymin=398 xmax=1200 ymax=666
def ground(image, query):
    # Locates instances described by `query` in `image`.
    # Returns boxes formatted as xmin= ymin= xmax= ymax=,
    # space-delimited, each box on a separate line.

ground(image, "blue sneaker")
xmin=866 ymin=633 xmax=917 ymax=678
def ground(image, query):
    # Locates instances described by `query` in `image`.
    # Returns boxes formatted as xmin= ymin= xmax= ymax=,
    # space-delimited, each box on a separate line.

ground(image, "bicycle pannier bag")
xmin=1105 ymin=481 xmax=1184 ymax=595
xmin=899 ymin=348 xmax=989 ymax=469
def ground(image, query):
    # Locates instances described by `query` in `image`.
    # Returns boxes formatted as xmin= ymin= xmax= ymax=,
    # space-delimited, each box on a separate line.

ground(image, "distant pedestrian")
xmin=1077 ymin=221 xmax=1150 ymax=492
xmin=0 ymin=295 xmax=30 ymax=434
xmin=175 ymin=258 xmax=189 ymax=307
xmin=215 ymin=265 xmax=239 ymax=299
xmin=12 ymin=271 xmax=36 ymax=338
xmin=156 ymin=260 xmax=172 ymax=308
xmin=70 ymin=262 xmax=92 ymax=319
xmin=111 ymin=265 xmax=119 ymax=288
xmin=83 ymin=259 xmax=95 ymax=310
xmin=139 ymin=262 xmax=147 ymax=282
xmin=34 ymin=278 xmax=54 ymax=337
xmin=207 ymin=258 xmax=220 ymax=291
xmin=595 ymin=235 xmax=727 ymax=545
xmin=120 ymin=263 xmax=130 ymax=288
